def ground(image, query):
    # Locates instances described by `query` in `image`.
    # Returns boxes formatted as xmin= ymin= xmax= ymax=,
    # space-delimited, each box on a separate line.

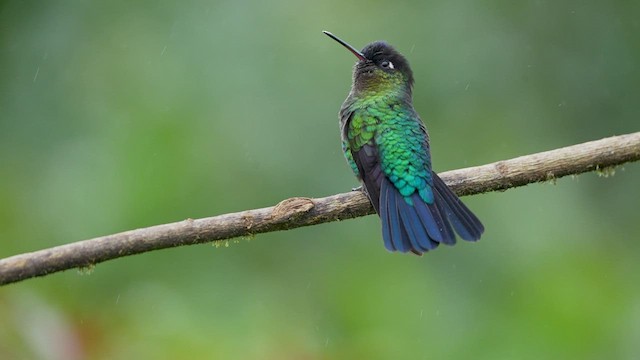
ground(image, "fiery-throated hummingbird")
xmin=323 ymin=31 xmax=484 ymax=255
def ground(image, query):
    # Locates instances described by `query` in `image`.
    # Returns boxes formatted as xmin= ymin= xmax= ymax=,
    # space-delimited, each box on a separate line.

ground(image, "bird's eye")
xmin=380 ymin=61 xmax=394 ymax=69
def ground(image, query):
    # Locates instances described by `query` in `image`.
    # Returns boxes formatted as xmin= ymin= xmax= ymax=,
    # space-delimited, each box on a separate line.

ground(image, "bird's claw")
xmin=351 ymin=185 xmax=363 ymax=192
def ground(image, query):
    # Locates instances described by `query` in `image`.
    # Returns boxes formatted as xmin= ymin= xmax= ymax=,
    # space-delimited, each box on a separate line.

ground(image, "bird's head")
xmin=324 ymin=31 xmax=414 ymax=97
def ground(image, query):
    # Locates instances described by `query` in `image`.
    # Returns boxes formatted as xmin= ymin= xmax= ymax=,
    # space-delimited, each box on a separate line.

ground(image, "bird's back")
xmin=343 ymin=96 xmax=434 ymax=205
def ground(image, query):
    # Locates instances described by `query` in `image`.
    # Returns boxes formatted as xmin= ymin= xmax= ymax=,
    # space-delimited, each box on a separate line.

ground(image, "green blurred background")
xmin=1 ymin=1 xmax=639 ymax=359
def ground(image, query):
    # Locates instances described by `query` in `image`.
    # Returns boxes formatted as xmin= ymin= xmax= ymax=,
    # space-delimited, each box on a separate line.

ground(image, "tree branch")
xmin=1 ymin=132 xmax=639 ymax=286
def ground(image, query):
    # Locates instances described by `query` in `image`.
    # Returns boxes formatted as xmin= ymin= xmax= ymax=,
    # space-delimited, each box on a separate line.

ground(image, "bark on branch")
xmin=1 ymin=132 xmax=639 ymax=286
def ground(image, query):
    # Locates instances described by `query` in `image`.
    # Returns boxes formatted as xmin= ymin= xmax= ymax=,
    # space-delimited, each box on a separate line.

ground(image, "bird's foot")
xmin=351 ymin=185 xmax=363 ymax=192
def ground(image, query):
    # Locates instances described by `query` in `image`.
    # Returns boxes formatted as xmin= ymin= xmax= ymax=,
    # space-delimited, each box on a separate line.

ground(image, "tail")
xmin=379 ymin=173 xmax=484 ymax=255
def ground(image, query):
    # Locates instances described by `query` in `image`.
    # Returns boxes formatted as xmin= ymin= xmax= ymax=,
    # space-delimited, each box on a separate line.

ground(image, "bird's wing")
xmin=341 ymin=110 xmax=385 ymax=214
xmin=352 ymin=144 xmax=385 ymax=215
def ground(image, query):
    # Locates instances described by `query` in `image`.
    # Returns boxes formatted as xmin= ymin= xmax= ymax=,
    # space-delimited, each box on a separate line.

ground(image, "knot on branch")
xmin=271 ymin=197 xmax=315 ymax=222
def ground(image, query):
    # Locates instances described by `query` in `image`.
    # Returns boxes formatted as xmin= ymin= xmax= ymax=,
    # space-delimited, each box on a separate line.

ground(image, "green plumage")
xmin=343 ymin=95 xmax=434 ymax=205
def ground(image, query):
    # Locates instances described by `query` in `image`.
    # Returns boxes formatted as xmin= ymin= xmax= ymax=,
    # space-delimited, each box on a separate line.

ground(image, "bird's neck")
xmin=351 ymin=86 xmax=413 ymax=110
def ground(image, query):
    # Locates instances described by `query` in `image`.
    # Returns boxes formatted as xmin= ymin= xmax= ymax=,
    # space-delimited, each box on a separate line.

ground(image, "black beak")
xmin=323 ymin=31 xmax=367 ymax=61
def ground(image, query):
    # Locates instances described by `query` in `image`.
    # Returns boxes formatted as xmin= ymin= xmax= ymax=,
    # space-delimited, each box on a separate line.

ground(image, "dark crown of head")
xmin=360 ymin=41 xmax=413 ymax=85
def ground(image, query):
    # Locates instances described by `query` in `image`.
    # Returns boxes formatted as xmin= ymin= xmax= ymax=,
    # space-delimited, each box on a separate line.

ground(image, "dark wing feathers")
xmin=352 ymin=144 xmax=384 ymax=213
xmin=432 ymin=173 xmax=484 ymax=241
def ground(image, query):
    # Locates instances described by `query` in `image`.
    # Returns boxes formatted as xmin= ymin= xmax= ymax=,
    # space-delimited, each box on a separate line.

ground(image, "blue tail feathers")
xmin=379 ymin=173 xmax=484 ymax=255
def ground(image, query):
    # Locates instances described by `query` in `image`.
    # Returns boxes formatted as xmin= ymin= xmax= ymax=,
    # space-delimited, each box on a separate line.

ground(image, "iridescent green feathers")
xmin=344 ymin=98 xmax=434 ymax=205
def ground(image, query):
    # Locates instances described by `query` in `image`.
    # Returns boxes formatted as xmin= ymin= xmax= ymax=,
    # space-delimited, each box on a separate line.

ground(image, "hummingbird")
xmin=323 ymin=31 xmax=484 ymax=255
